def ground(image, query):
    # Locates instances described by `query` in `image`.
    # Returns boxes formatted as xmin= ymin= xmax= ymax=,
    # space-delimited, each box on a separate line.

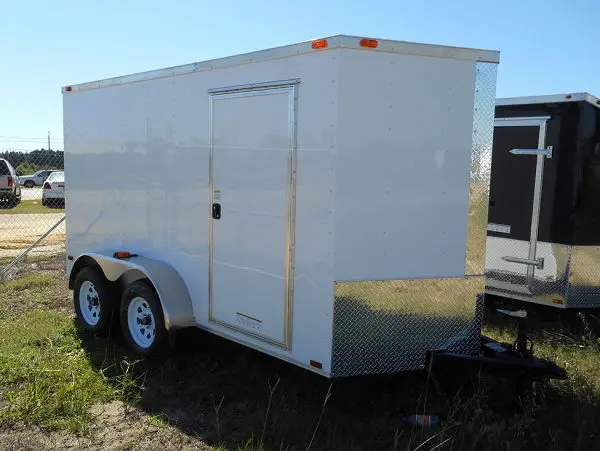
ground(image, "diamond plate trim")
xmin=487 ymin=244 xmax=600 ymax=309
xmin=485 ymin=237 xmax=532 ymax=291
xmin=486 ymin=238 xmax=570 ymax=305
xmin=486 ymin=240 xmax=600 ymax=309
xmin=466 ymin=62 xmax=497 ymax=276
xmin=331 ymin=276 xmax=485 ymax=377
xmin=566 ymin=246 xmax=600 ymax=308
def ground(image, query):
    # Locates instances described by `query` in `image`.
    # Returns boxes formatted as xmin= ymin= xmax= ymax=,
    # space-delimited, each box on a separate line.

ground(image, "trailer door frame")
xmin=489 ymin=116 xmax=550 ymax=292
xmin=207 ymin=79 xmax=299 ymax=350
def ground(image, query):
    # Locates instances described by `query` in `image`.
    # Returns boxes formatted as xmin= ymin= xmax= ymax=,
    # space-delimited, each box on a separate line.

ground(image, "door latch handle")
xmin=212 ymin=203 xmax=221 ymax=220
xmin=502 ymin=256 xmax=544 ymax=270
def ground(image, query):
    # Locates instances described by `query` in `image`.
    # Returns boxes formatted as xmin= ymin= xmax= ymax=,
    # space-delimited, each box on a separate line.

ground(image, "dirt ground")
xmin=0 ymin=402 xmax=209 ymax=451
xmin=0 ymin=213 xmax=64 ymax=258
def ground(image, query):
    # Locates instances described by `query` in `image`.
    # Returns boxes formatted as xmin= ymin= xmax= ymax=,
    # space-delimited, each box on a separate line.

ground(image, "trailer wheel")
xmin=73 ymin=267 xmax=116 ymax=336
xmin=120 ymin=281 xmax=168 ymax=357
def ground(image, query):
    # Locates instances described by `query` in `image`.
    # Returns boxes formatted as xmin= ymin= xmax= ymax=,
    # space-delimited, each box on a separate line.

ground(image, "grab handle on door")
xmin=212 ymin=203 xmax=221 ymax=220
xmin=501 ymin=256 xmax=544 ymax=270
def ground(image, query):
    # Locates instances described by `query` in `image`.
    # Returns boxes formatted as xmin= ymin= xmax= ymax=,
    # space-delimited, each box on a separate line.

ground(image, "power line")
xmin=0 ymin=138 xmax=63 ymax=143
xmin=0 ymin=136 xmax=63 ymax=142
xmin=0 ymin=140 xmax=63 ymax=145
xmin=0 ymin=137 xmax=64 ymax=144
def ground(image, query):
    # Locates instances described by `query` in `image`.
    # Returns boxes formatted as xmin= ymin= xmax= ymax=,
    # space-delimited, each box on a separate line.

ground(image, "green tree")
xmin=16 ymin=162 xmax=41 ymax=175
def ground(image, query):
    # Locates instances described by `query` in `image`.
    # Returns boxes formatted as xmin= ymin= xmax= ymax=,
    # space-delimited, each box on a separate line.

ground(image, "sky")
xmin=1 ymin=0 xmax=599 ymax=151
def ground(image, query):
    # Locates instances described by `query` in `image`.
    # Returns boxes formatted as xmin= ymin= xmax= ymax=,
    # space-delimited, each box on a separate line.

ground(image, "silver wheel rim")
xmin=128 ymin=296 xmax=156 ymax=348
xmin=79 ymin=280 xmax=101 ymax=326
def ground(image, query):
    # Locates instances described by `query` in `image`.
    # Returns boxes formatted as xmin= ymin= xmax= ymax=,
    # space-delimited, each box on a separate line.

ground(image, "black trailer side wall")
xmin=490 ymin=100 xmax=600 ymax=245
xmin=572 ymin=103 xmax=600 ymax=245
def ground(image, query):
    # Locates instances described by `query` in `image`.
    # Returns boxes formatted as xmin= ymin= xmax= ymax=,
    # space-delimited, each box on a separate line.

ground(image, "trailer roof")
xmin=62 ymin=35 xmax=499 ymax=93
xmin=497 ymin=92 xmax=600 ymax=110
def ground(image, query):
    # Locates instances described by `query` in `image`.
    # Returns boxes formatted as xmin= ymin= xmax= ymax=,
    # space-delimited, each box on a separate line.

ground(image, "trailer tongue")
xmin=433 ymin=333 xmax=567 ymax=381
xmin=431 ymin=305 xmax=567 ymax=402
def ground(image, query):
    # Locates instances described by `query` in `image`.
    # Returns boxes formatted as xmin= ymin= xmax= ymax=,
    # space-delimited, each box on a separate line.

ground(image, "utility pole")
xmin=48 ymin=131 xmax=51 ymax=151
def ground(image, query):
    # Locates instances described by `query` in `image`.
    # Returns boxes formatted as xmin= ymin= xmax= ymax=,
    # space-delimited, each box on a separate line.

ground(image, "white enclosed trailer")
xmin=63 ymin=35 xmax=499 ymax=377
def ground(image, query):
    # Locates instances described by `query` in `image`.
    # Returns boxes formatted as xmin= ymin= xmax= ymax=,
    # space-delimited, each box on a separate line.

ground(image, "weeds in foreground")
xmin=260 ymin=377 xmax=280 ymax=446
xmin=113 ymin=358 xmax=146 ymax=415
xmin=2 ymin=257 xmax=600 ymax=450
xmin=1 ymin=308 xmax=600 ymax=450
xmin=306 ymin=383 xmax=332 ymax=451
xmin=0 ymin=310 xmax=116 ymax=433
xmin=0 ymin=310 xmax=144 ymax=435
xmin=212 ymin=395 xmax=225 ymax=444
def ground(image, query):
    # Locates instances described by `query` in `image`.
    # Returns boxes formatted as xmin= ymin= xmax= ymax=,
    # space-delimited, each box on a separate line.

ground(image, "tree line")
xmin=0 ymin=149 xmax=64 ymax=175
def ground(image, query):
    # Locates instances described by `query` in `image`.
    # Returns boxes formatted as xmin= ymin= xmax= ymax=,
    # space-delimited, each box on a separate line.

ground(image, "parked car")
xmin=42 ymin=171 xmax=65 ymax=207
xmin=0 ymin=158 xmax=21 ymax=208
xmin=19 ymin=169 xmax=54 ymax=188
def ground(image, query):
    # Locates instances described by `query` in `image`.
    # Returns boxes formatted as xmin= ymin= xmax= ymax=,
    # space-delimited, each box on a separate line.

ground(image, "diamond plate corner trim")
xmin=566 ymin=246 xmax=600 ymax=308
xmin=466 ymin=62 xmax=498 ymax=276
xmin=331 ymin=276 xmax=485 ymax=377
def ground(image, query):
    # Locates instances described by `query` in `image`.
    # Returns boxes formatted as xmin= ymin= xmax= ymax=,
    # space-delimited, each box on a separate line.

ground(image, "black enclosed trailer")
xmin=485 ymin=93 xmax=600 ymax=309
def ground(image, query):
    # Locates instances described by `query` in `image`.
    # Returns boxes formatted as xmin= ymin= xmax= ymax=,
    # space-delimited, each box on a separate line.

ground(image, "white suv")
xmin=0 ymin=159 xmax=22 ymax=208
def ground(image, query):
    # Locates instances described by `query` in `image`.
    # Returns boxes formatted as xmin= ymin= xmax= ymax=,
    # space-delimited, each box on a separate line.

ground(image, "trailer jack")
xmin=429 ymin=307 xmax=567 ymax=404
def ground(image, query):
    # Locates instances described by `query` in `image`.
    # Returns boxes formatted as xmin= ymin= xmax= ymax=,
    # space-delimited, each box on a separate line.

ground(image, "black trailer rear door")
xmin=486 ymin=116 xmax=551 ymax=294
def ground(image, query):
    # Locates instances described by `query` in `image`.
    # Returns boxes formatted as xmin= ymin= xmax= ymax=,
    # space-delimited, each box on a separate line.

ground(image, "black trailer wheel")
xmin=73 ymin=267 xmax=116 ymax=336
xmin=120 ymin=281 xmax=168 ymax=358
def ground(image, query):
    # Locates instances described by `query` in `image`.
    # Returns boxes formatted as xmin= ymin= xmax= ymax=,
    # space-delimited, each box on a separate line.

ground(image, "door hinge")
xmin=502 ymin=256 xmax=545 ymax=270
xmin=509 ymin=146 xmax=553 ymax=159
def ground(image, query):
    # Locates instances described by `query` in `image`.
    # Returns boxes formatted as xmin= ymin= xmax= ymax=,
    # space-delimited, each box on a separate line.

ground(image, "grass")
xmin=0 ymin=199 xmax=64 ymax=215
xmin=0 ymin=252 xmax=64 ymax=269
xmin=0 ymin=310 xmax=116 ymax=433
xmin=1 ymin=254 xmax=600 ymax=449
xmin=3 ymin=273 xmax=54 ymax=291
xmin=0 ymin=261 xmax=68 ymax=322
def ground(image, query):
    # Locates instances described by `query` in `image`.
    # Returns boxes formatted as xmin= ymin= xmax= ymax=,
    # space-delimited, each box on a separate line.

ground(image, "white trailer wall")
xmin=330 ymin=51 xmax=497 ymax=376
xmin=335 ymin=49 xmax=477 ymax=280
xmin=64 ymin=50 xmax=339 ymax=373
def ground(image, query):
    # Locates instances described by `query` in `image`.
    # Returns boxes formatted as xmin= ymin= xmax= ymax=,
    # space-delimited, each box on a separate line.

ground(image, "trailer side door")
xmin=208 ymin=81 xmax=298 ymax=349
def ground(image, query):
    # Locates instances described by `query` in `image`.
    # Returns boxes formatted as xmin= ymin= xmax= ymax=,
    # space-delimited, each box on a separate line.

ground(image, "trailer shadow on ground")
xmin=78 ymin=300 xmax=600 ymax=450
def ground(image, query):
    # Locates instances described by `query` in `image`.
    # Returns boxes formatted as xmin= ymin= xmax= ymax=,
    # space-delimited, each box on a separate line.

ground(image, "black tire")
xmin=41 ymin=197 xmax=47 ymax=207
xmin=120 ymin=281 xmax=168 ymax=357
xmin=6 ymin=196 xmax=17 ymax=209
xmin=73 ymin=267 xmax=116 ymax=336
xmin=24 ymin=180 xmax=34 ymax=188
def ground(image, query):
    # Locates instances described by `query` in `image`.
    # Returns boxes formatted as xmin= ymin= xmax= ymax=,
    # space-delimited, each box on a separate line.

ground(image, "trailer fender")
xmin=69 ymin=252 xmax=195 ymax=330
